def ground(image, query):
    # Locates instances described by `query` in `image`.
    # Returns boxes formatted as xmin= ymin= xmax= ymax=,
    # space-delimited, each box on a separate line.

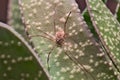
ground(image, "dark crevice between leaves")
xmin=75 ymin=0 xmax=86 ymax=13
xmin=106 ymin=0 xmax=118 ymax=14
xmin=75 ymin=0 xmax=118 ymax=14
xmin=82 ymin=11 xmax=99 ymax=43
xmin=0 ymin=0 xmax=9 ymax=23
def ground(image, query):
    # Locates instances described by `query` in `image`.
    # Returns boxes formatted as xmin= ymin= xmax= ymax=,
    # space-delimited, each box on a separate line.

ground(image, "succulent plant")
xmin=18 ymin=0 xmax=119 ymax=80
xmin=0 ymin=0 xmax=120 ymax=80
xmin=85 ymin=0 xmax=120 ymax=73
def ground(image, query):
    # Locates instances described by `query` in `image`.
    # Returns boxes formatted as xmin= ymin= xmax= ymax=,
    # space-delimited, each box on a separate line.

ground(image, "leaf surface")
xmin=0 ymin=22 xmax=50 ymax=80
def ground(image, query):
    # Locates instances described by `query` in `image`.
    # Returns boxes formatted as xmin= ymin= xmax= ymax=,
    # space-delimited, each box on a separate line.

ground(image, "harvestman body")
xmin=55 ymin=28 xmax=65 ymax=47
xmin=29 ymin=11 xmax=96 ymax=80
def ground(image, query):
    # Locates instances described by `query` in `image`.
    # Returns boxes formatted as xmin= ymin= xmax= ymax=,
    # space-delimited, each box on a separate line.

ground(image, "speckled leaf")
xmin=86 ymin=0 xmax=120 ymax=75
xmin=9 ymin=0 xmax=25 ymax=36
xmin=0 ymin=22 xmax=50 ymax=80
xmin=19 ymin=0 xmax=117 ymax=80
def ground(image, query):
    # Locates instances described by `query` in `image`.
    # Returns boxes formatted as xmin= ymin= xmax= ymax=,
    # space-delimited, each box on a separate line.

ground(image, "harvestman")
xmin=29 ymin=10 xmax=96 ymax=80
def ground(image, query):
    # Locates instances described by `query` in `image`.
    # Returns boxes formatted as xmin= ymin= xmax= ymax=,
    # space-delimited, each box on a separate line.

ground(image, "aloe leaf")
xmin=85 ymin=0 xmax=120 ymax=75
xmin=9 ymin=0 xmax=27 ymax=38
xmin=19 ymin=0 xmax=117 ymax=80
xmin=0 ymin=22 xmax=50 ymax=80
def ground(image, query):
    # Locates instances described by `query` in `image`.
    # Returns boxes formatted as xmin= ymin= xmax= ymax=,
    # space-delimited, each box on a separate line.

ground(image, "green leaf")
xmin=0 ymin=22 xmax=50 ymax=80
xmin=9 ymin=0 xmax=25 ymax=36
xmin=86 ymin=0 xmax=120 ymax=75
xmin=116 ymin=6 xmax=120 ymax=23
xmin=19 ymin=0 xmax=117 ymax=80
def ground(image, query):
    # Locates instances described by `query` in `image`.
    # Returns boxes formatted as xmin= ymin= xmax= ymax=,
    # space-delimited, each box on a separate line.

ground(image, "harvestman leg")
xmin=29 ymin=30 xmax=56 ymax=69
xmin=47 ymin=45 xmax=56 ymax=71
xmin=36 ymin=29 xmax=54 ymax=39
xmin=46 ymin=5 xmax=58 ymax=71
xmin=64 ymin=51 xmax=88 ymax=78
xmin=64 ymin=11 xmax=72 ymax=35
xmin=70 ymin=38 xmax=96 ymax=80
xmin=46 ymin=11 xmax=73 ymax=69
xmin=65 ymin=50 xmax=96 ymax=80
xmin=29 ymin=33 xmax=56 ymax=70
xmin=29 ymin=34 xmax=54 ymax=41
xmin=53 ymin=4 xmax=57 ymax=35
xmin=63 ymin=11 xmax=82 ymax=35
xmin=30 ymin=4 xmax=58 ymax=39
xmin=63 ymin=11 xmax=96 ymax=80
xmin=44 ymin=11 xmax=73 ymax=71
xmin=62 ymin=11 xmax=87 ymax=73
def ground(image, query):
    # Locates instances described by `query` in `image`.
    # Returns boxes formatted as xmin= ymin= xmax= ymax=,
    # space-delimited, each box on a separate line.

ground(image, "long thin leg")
xmin=29 ymin=34 xmax=54 ymax=42
xmin=66 ymin=38 xmax=96 ymax=80
xmin=64 ymin=50 xmax=96 ymax=80
xmin=69 ymin=51 xmax=96 ymax=80
xmin=36 ymin=4 xmax=57 ymax=37
xmin=53 ymin=17 xmax=56 ymax=35
xmin=64 ymin=11 xmax=71 ymax=34
xmin=29 ymin=33 xmax=56 ymax=71
xmin=64 ymin=51 xmax=88 ymax=79
xmin=64 ymin=11 xmax=82 ymax=39
xmin=53 ymin=5 xmax=57 ymax=35
xmin=47 ymin=45 xmax=56 ymax=71
xmin=36 ymin=28 xmax=54 ymax=39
